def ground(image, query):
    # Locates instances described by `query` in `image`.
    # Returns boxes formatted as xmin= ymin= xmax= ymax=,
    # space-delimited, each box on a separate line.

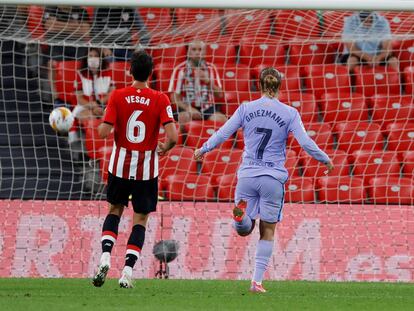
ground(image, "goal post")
xmin=0 ymin=3 xmax=413 ymax=281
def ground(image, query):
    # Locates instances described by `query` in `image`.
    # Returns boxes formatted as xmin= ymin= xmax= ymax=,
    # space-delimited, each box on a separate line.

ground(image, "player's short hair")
xmin=130 ymin=50 xmax=153 ymax=82
xmin=259 ymin=67 xmax=282 ymax=97
xmin=359 ymin=11 xmax=372 ymax=21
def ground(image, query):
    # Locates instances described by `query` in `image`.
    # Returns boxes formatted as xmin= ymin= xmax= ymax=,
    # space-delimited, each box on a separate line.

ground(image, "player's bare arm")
xmin=157 ymin=122 xmax=178 ymax=156
xmin=98 ymin=122 xmax=113 ymax=139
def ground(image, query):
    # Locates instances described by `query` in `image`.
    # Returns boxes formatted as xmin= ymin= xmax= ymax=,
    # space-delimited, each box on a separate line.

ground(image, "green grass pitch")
xmin=1 ymin=278 xmax=413 ymax=311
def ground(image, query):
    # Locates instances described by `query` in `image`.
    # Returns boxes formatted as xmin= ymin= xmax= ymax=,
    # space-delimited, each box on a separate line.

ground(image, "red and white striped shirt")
xmin=103 ymin=86 xmax=175 ymax=181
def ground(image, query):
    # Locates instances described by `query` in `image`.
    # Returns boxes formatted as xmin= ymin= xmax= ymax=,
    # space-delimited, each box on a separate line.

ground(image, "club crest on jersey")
xmin=125 ymin=95 xmax=150 ymax=106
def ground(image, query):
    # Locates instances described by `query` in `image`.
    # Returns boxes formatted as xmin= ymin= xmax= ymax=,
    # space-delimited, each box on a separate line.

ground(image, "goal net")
xmin=0 ymin=4 xmax=413 ymax=281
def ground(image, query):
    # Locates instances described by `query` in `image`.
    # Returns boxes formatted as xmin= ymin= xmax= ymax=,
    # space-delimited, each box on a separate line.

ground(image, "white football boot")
xmin=119 ymin=266 xmax=134 ymax=288
xmin=92 ymin=252 xmax=111 ymax=287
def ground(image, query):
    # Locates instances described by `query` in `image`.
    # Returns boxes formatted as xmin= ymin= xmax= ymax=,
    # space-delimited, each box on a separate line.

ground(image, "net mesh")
xmin=0 ymin=5 xmax=413 ymax=280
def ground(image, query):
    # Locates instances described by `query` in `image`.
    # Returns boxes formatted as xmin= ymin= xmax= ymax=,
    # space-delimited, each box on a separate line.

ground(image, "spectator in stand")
xmin=43 ymin=6 xmax=91 ymax=60
xmin=341 ymin=11 xmax=399 ymax=72
xmin=91 ymin=8 xmax=149 ymax=61
xmin=72 ymin=47 xmax=115 ymax=120
xmin=168 ymin=40 xmax=227 ymax=125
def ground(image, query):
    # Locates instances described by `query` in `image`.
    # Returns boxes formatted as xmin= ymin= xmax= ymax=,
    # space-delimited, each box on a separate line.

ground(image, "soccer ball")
xmin=49 ymin=107 xmax=74 ymax=133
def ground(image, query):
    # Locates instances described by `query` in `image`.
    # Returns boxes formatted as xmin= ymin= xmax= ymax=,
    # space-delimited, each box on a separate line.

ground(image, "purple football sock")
xmin=232 ymin=215 xmax=253 ymax=235
xmin=252 ymin=240 xmax=274 ymax=283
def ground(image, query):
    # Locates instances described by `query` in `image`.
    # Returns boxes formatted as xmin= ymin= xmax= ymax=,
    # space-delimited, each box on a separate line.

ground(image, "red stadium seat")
xmin=403 ymin=66 xmax=414 ymax=95
xmin=153 ymin=62 xmax=175 ymax=92
xmin=317 ymin=176 xmax=366 ymax=203
xmin=402 ymin=151 xmax=414 ymax=178
xmin=138 ymin=8 xmax=172 ymax=34
xmin=351 ymin=150 xmax=401 ymax=185
xmin=224 ymin=10 xmax=273 ymax=41
xmin=354 ymin=66 xmax=401 ymax=97
xmin=82 ymin=119 xmax=114 ymax=160
xmin=176 ymin=9 xmax=222 ymax=42
xmin=158 ymin=147 xmax=198 ymax=189
xmin=285 ymin=177 xmax=315 ymax=203
xmin=320 ymin=92 xmax=368 ymax=124
xmin=216 ymin=174 xmax=237 ymax=201
xmin=224 ymin=91 xmax=261 ymax=116
xmin=370 ymin=95 xmax=414 ymax=129
xmin=150 ymin=43 xmax=187 ymax=66
xmin=285 ymin=149 xmax=300 ymax=177
xmin=53 ymin=60 xmax=81 ymax=107
xmin=166 ymin=174 xmax=215 ymax=201
xmin=383 ymin=12 xmax=414 ymax=35
xmin=274 ymin=10 xmax=320 ymax=40
xmin=205 ymin=43 xmax=237 ymax=65
xmin=368 ymin=177 xmax=414 ymax=205
xmin=235 ymin=129 xmax=244 ymax=150
xmin=395 ymin=39 xmax=414 ymax=70
xmin=201 ymin=149 xmax=243 ymax=187
xmin=386 ymin=122 xmax=414 ymax=152
xmin=239 ymin=40 xmax=286 ymax=67
xmin=303 ymin=64 xmax=351 ymax=99
xmin=27 ymin=6 xmax=46 ymax=39
xmin=253 ymin=65 xmax=301 ymax=94
xmin=218 ymin=65 xmax=251 ymax=92
xmin=185 ymin=121 xmax=234 ymax=149
xmin=289 ymin=42 xmax=336 ymax=67
xmin=321 ymin=11 xmax=353 ymax=38
xmin=110 ymin=61 xmax=133 ymax=89
xmin=301 ymin=149 xmax=349 ymax=179
xmin=279 ymin=92 xmax=318 ymax=123
xmin=288 ymin=123 xmax=334 ymax=154
xmin=336 ymin=122 xmax=383 ymax=153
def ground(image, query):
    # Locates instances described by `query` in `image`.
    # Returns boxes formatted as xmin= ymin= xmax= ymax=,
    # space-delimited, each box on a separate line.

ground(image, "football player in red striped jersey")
xmin=92 ymin=50 xmax=177 ymax=288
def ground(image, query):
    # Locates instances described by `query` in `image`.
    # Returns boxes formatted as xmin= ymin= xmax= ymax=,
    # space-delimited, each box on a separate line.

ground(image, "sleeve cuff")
xmin=162 ymin=120 xmax=174 ymax=126
xmin=103 ymin=121 xmax=114 ymax=125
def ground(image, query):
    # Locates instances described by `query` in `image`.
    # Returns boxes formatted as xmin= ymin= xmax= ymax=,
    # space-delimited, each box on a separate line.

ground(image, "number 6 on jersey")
xmin=127 ymin=110 xmax=146 ymax=143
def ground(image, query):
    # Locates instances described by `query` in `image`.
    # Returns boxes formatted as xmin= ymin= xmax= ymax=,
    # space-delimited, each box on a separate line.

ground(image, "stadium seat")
xmin=289 ymin=42 xmax=336 ymax=67
xmin=288 ymin=123 xmax=334 ymax=154
xmin=27 ymin=6 xmax=46 ymax=39
xmin=285 ymin=149 xmax=301 ymax=177
xmin=370 ymin=95 xmax=414 ymax=129
xmin=239 ymin=40 xmax=286 ymax=67
xmin=402 ymin=150 xmax=414 ymax=178
xmin=368 ymin=177 xmax=414 ymax=205
xmin=354 ymin=66 xmax=401 ymax=97
xmin=53 ymin=60 xmax=81 ymax=107
xmin=301 ymin=149 xmax=349 ymax=179
xmin=285 ymin=177 xmax=315 ymax=203
xmin=278 ymin=92 xmax=318 ymax=123
xmin=223 ymin=91 xmax=261 ymax=116
xmin=386 ymin=122 xmax=414 ymax=152
xmin=351 ymin=150 xmax=401 ymax=185
xmin=218 ymin=65 xmax=251 ymax=92
xmin=216 ymin=174 xmax=237 ymax=201
xmin=153 ymin=62 xmax=176 ymax=92
xmin=223 ymin=10 xmax=273 ymax=41
xmin=336 ymin=122 xmax=383 ymax=153
xmin=394 ymin=39 xmax=414 ymax=70
xmin=205 ymin=43 xmax=237 ymax=65
xmin=166 ymin=174 xmax=215 ymax=201
xmin=317 ymin=176 xmax=366 ymax=203
xmin=185 ymin=121 xmax=234 ymax=149
xmin=110 ymin=61 xmax=133 ymax=89
xmin=138 ymin=8 xmax=172 ymax=34
xmin=176 ymin=9 xmax=223 ymax=42
xmin=235 ymin=129 xmax=244 ymax=150
xmin=403 ymin=66 xmax=414 ymax=94
xmin=201 ymin=149 xmax=243 ymax=187
xmin=274 ymin=10 xmax=321 ymax=40
xmin=252 ymin=65 xmax=301 ymax=94
xmin=82 ymin=119 xmax=114 ymax=160
xmin=383 ymin=12 xmax=414 ymax=35
xmin=150 ymin=43 xmax=187 ymax=66
xmin=321 ymin=11 xmax=353 ymax=38
xmin=320 ymin=92 xmax=368 ymax=124
xmin=158 ymin=147 xmax=198 ymax=189
xmin=303 ymin=64 xmax=351 ymax=99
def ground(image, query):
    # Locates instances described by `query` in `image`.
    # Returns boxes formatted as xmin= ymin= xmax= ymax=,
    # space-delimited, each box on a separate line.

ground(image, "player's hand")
xmin=195 ymin=68 xmax=210 ymax=84
xmin=324 ymin=161 xmax=334 ymax=175
xmin=157 ymin=141 xmax=168 ymax=156
xmin=194 ymin=148 xmax=204 ymax=160
xmin=189 ymin=107 xmax=202 ymax=120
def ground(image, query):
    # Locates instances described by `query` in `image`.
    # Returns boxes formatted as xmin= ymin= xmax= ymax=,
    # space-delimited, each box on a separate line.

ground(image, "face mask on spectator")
xmin=88 ymin=57 xmax=100 ymax=70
